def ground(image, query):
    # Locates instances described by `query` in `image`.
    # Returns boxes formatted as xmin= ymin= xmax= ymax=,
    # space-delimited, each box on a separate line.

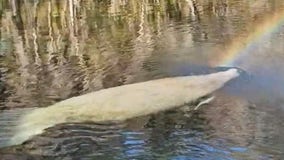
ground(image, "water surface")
xmin=1 ymin=0 xmax=284 ymax=159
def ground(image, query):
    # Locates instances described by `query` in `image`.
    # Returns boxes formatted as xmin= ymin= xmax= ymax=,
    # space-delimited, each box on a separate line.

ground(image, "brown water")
xmin=1 ymin=0 xmax=284 ymax=159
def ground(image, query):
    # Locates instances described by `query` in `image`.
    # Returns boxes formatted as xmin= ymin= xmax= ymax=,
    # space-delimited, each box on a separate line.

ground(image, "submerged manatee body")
xmin=11 ymin=69 xmax=239 ymax=145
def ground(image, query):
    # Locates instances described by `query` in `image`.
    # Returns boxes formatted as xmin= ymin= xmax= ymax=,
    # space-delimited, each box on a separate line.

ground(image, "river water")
xmin=0 ymin=0 xmax=284 ymax=159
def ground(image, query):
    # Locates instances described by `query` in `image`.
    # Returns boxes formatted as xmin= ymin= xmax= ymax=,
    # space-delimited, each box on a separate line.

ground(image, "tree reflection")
xmin=1 ymin=0 xmax=284 ymax=159
xmin=0 ymin=0 xmax=283 ymax=110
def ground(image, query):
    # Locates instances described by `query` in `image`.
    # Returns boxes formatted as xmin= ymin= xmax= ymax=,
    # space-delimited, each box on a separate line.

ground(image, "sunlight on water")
xmin=1 ymin=0 xmax=284 ymax=159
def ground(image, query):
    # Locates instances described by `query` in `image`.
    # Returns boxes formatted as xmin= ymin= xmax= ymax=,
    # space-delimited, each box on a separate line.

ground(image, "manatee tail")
xmin=0 ymin=108 xmax=34 ymax=147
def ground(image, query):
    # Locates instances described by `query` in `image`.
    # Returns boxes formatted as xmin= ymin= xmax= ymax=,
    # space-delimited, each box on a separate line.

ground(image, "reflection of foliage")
xmin=0 ymin=0 xmax=283 ymax=109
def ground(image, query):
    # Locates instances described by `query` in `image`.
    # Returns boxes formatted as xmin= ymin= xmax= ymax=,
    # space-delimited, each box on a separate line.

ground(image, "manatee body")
xmin=11 ymin=69 xmax=239 ymax=145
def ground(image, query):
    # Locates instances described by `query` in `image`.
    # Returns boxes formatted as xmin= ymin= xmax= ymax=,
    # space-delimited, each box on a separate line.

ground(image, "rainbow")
xmin=210 ymin=8 xmax=284 ymax=66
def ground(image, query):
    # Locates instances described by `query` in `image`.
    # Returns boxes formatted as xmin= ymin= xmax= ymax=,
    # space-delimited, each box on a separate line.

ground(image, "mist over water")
xmin=1 ymin=0 xmax=284 ymax=159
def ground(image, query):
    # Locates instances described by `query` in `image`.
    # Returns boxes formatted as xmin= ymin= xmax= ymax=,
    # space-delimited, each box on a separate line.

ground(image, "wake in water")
xmin=10 ymin=68 xmax=240 ymax=146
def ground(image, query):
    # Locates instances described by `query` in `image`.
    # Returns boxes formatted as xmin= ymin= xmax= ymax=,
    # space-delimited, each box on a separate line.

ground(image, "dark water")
xmin=1 ymin=0 xmax=284 ymax=159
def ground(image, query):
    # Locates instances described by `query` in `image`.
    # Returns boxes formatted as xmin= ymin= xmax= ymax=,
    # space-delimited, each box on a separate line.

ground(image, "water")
xmin=1 ymin=0 xmax=284 ymax=159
